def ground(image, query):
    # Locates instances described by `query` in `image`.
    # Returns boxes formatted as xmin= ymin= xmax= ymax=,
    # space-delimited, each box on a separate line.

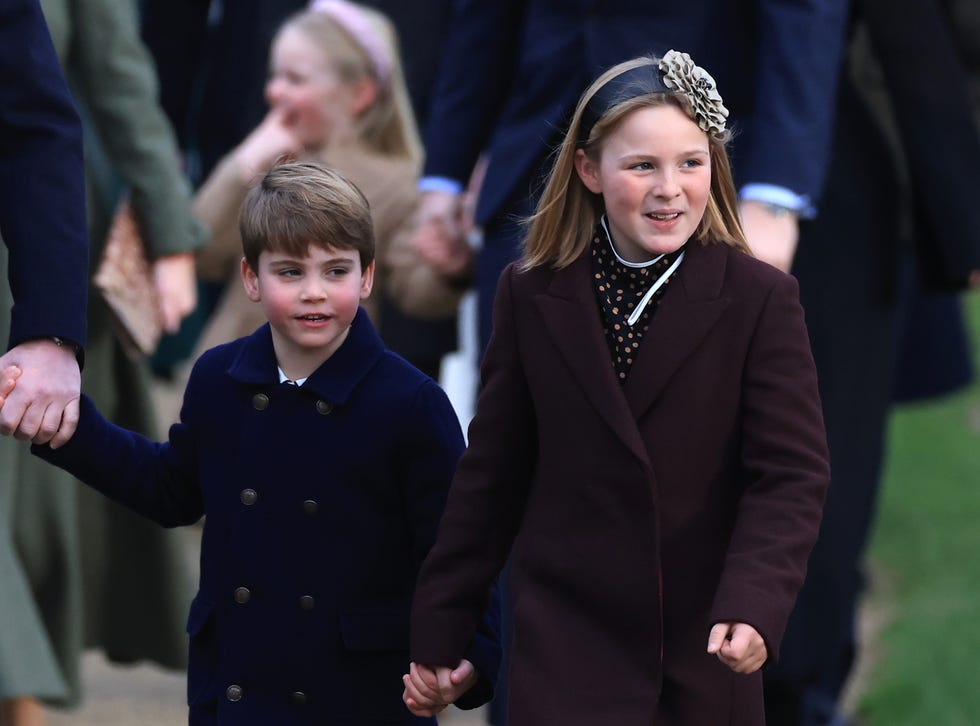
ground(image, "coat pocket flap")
xmin=185 ymin=594 xmax=215 ymax=637
xmin=340 ymin=611 xmax=409 ymax=652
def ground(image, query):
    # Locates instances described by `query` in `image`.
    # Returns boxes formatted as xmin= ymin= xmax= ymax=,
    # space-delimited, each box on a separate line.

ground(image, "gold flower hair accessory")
xmin=659 ymin=50 xmax=729 ymax=136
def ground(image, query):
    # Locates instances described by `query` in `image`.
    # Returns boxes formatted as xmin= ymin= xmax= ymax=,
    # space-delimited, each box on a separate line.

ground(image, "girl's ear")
xmin=349 ymin=77 xmax=379 ymax=118
xmin=241 ymin=257 xmax=262 ymax=302
xmin=574 ymin=148 xmax=602 ymax=194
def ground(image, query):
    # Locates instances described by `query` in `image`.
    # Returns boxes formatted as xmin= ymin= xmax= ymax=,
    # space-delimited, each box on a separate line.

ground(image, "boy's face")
xmin=242 ymin=245 xmax=374 ymax=372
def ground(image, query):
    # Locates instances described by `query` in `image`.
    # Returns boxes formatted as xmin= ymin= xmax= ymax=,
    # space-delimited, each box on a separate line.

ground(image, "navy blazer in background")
xmin=0 ymin=0 xmax=88 ymax=350
xmin=35 ymin=309 xmax=501 ymax=725
xmin=424 ymin=0 xmax=850 ymax=225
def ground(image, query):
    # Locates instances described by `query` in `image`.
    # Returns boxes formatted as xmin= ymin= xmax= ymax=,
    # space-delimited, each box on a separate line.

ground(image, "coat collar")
xmin=224 ymin=307 xmax=386 ymax=406
xmin=534 ymin=240 xmax=731 ymax=463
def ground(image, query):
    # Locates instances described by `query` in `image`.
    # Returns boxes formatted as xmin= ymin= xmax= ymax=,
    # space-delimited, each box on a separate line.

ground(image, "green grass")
xmin=858 ymin=294 xmax=980 ymax=725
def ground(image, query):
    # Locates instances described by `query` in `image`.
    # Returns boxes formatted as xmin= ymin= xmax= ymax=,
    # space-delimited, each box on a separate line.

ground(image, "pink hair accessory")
xmin=308 ymin=0 xmax=392 ymax=89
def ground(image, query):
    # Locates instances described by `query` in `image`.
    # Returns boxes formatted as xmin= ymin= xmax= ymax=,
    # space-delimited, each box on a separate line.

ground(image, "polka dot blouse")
xmin=590 ymin=220 xmax=686 ymax=383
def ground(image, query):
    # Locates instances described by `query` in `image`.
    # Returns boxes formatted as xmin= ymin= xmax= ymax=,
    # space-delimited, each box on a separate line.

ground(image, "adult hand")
xmin=0 ymin=338 xmax=81 ymax=448
xmin=707 ymin=621 xmax=768 ymax=674
xmin=153 ymin=252 xmax=197 ymax=334
xmin=411 ymin=190 xmax=473 ymax=278
xmin=739 ymin=200 xmax=800 ymax=273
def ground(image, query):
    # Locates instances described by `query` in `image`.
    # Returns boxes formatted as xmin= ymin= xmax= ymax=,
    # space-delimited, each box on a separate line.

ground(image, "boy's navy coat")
xmin=411 ymin=242 xmax=830 ymax=726
xmin=35 ymin=309 xmax=500 ymax=725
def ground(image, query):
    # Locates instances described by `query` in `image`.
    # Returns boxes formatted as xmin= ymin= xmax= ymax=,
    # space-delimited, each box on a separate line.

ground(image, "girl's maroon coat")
xmin=411 ymin=240 xmax=830 ymax=725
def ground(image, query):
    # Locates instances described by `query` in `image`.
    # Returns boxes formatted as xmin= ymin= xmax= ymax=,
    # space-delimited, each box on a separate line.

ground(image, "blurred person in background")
xmin=0 ymin=0 xmax=205 ymax=723
xmin=187 ymin=1 xmax=462 ymax=376
xmin=142 ymin=0 xmax=460 ymax=382
xmin=765 ymin=0 xmax=980 ymax=724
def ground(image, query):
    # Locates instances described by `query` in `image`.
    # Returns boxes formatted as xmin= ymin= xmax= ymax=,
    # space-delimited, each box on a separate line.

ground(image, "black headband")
xmin=576 ymin=64 xmax=670 ymax=147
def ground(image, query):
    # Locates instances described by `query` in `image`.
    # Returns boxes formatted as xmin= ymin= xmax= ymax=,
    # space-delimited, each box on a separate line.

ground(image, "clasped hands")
xmin=401 ymin=659 xmax=478 ymax=717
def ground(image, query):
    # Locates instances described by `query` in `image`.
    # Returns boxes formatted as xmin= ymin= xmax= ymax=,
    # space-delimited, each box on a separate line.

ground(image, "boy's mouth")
xmin=297 ymin=314 xmax=329 ymax=322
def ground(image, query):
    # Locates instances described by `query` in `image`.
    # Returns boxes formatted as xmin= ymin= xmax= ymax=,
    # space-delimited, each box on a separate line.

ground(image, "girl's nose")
xmin=265 ymin=77 xmax=284 ymax=106
xmin=653 ymin=170 xmax=681 ymax=198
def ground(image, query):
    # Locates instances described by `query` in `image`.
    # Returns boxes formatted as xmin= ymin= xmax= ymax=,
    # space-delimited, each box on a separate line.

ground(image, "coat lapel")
xmin=623 ymin=241 xmax=731 ymax=419
xmin=534 ymin=253 xmax=651 ymax=467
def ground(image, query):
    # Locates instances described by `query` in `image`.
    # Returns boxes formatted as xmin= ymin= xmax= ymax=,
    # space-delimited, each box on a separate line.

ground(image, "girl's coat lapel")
xmin=533 ymin=241 xmax=731 ymax=465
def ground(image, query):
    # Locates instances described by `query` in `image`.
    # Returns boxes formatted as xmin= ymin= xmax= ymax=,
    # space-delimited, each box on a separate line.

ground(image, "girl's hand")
xmin=235 ymin=108 xmax=303 ymax=179
xmin=707 ymin=621 xmax=768 ymax=674
xmin=153 ymin=253 xmax=198 ymax=334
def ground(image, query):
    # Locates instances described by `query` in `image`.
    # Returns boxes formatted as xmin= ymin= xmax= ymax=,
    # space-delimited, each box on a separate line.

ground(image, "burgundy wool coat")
xmin=410 ymin=239 xmax=830 ymax=725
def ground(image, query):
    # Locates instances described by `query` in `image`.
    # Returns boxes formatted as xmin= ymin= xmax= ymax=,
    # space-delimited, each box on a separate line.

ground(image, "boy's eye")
xmin=327 ymin=267 xmax=350 ymax=277
xmin=278 ymin=268 xmax=302 ymax=277
xmin=631 ymin=162 xmax=654 ymax=171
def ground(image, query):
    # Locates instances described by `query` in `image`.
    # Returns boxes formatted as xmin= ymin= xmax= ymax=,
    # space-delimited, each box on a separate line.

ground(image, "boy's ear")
xmin=241 ymin=257 xmax=261 ymax=302
xmin=359 ymin=260 xmax=375 ymax=299
xmin=574 ymin=148 xmax=602 ymax=194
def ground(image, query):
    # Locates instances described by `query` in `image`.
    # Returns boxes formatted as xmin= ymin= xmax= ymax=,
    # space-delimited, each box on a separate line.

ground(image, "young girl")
xmin=403 ymin=53 xmax=831 ymax=725
xmin=191 ymin=0 xmax=459 ymax=358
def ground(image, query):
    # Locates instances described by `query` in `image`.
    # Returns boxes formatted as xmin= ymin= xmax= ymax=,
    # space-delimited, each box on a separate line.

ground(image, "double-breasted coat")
xmin=35 ymin=310 xmax=501 ymax=725
xmin=411 ymin=241 xmax=830 ymax=725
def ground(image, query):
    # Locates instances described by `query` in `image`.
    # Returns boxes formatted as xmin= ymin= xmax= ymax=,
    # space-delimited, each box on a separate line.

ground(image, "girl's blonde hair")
xmin=522 ymin=56 xmax=749 ymax=270
xmin=283 ymin=3 xmax=423 ymax=165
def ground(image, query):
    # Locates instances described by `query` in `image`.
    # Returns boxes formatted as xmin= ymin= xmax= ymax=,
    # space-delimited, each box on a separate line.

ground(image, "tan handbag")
xmin=93 ymin=197 xmax=161 ymax=360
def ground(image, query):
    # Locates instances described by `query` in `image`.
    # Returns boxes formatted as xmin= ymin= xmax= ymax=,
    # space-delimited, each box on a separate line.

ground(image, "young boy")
xmin=17 ymin=162 xmax=500 ymax=725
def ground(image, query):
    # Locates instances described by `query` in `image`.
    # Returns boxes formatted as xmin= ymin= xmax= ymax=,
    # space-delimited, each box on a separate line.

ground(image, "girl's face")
xmin=575 ymin=104 xmax=712 ymax=262
xmin=265 ymin=26 xmax=356 ymax=150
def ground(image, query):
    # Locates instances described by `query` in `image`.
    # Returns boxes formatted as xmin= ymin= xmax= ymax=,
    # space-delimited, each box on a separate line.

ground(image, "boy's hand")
xmin=0 ymin=365 xmax=22 ymax=410
xmin=707 ymin=622 xmax=767 ymax=674
xmin=402 ymin=659 xmax=479 ymax=716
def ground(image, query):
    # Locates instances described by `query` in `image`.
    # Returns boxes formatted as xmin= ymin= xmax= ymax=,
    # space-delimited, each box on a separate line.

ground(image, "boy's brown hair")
xmin=239 ymin=161 xmax=375 ymax=271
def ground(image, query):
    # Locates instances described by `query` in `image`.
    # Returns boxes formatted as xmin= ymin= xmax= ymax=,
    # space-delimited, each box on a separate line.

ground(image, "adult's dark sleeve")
xmin=0 ymin=0 xmax=88 ymax=350
xmin=857 ymin=0 xmax=980 ymax=287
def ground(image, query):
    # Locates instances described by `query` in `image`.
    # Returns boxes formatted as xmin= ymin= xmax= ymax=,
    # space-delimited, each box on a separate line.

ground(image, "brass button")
xmin=226 ymin=684 xmax=243 ymax=702
xmin=234 ymin=586 xmax=251 ymax=604
xmin=302 ymin=499 xmax=318 ymax=515
xmin=291 ymin=691 xmax=307 ymax=705
xmin=240 ymin=488 xmax=258 ymax=506
xmin=315 ymin=399 xmax=333 ymax=415
xmin=299 ymin=595 xmax=315 ymax=610
xmin=252 ymin=393 xmax=270 ymax=411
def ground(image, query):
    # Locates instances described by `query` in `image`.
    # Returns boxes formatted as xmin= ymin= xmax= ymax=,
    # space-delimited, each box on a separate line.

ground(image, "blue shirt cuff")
xmin=739 ymin=184 xmax=816 ymax=219
xmin=418 ymin=176 xmax=465 ymax=195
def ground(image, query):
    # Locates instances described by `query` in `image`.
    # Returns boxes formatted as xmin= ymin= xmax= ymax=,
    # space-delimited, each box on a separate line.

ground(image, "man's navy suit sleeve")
xmin=0 ymin=0 xmax=88 ymax=350
xmin=740 ymin=0 xmax=851 ymax=204
xmin=421 ymin=0 xmax=526 ymax=183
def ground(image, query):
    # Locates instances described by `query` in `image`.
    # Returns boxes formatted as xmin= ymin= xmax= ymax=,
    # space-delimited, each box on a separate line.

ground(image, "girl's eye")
xmin=631 ymin=162 xmax=654 ymax=171
xmin=682 ymin=158 xmax=703 ymax=168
